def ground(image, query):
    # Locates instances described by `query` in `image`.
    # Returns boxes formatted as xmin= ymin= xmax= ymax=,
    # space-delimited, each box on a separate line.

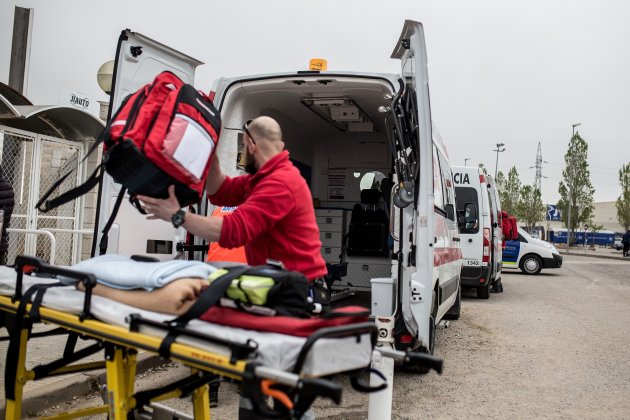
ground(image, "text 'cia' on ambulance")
xmin=503 ymin=227 xmax=563 ymax=275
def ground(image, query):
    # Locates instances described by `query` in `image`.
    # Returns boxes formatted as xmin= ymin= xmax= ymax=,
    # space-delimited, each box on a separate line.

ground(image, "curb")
xmin=18 ymin=354 xmax=165 ymax=416
xmin=561 ymin=251 xmax=627 ymax=261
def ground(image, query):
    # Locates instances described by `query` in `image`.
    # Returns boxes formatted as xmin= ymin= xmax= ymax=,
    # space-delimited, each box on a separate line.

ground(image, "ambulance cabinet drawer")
xmin=321 ymin=246 xmax=342 ymax=263
xmin=346 ymin=261 xmax=392 ymax=289
xmin=320 ymin=231 xmax=343 ymax=246
xmin=316 ymin=216 xmax=343 ymax=231
xmin=316 ymin=209 xmax=344 ymax=218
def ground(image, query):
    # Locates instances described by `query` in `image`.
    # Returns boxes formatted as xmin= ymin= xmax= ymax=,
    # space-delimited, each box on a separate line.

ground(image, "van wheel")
xmin=444 ymin=282 xmax=461 ymax=320
xmin=477 ymin=283 xmax=490 ymax=299
xmin=520 ymin=254 xmax=542 ymax=275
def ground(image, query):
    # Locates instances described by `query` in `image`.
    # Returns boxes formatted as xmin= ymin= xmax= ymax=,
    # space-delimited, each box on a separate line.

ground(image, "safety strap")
xmin=29 ymin=282 xmax=67 ymax=323
xmin=5 ymin=282 xmax=62 ymax=400
xmin=158 ymin=265 xmax=250 ymax=358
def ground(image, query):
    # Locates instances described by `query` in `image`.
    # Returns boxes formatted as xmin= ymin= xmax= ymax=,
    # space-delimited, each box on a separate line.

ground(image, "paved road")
xmin=34 ymin=255 xmax=630 ymax=419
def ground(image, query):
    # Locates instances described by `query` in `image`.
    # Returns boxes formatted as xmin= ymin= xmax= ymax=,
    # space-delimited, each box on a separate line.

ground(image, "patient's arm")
xmin=78 ymin=278 xmax=207 ymax=315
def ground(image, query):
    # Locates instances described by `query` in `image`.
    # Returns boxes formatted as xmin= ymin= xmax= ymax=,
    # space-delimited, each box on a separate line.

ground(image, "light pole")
xmin=464 ymin=158 xmax=470 ymax=166
xmin=572 ymin=123 xmax=581 ymax=137
xmin=566 ymin=122 xmax=581 ymax=251
xmin=493 ymin=143 xmax=506 ymax=179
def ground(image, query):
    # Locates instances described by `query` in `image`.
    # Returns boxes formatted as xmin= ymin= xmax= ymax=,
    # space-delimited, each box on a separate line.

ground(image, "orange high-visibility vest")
xmin=206 ymin=206 xmax=247 ymax=263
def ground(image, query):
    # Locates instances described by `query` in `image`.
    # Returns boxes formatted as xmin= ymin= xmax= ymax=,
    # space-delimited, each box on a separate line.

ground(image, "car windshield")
xmin=518 ymin=227 xmax=533 ymax=240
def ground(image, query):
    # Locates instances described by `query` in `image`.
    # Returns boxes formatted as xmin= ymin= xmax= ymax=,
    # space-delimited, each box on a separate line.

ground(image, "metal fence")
xmin=1 ymin=126 xmax=90 ymax=266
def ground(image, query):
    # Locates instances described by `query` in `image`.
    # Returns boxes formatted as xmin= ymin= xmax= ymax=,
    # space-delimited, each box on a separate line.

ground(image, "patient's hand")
xmin=150 ymin=278 xmax=207 ymax=315
xmin=76 ymin=277 xmax=207 ymax=316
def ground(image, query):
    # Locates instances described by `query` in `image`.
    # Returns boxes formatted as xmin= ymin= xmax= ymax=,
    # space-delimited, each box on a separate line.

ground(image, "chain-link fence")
xmin=1 ymin=127 xmax=87 ymax=266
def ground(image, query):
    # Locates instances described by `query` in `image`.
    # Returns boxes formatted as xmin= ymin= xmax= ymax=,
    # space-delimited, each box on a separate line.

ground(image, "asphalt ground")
xmin=0 ymin=248 xmax=630 ymax=420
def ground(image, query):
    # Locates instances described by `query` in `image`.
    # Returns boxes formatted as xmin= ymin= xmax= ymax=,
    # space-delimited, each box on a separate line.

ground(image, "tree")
xmin=557 ymin=132 xmax=595 ymax=242
xmin=516 ymin=185 xmax=545 ymax=231
xmin=497 ymin=166 xmax=521 ymax=215
xmin=615 ymin=162 xmax=630 ymax=230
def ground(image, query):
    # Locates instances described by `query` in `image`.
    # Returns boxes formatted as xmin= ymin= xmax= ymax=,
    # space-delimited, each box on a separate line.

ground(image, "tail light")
xmin=483 ymin=227 xmax=491 ymax=263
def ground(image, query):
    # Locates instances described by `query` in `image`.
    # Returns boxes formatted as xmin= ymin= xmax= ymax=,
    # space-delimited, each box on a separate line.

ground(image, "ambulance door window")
xmin=432 ymin=146 xmax=445 ymax=212
xmin=437 ymin=150 xmax=455 ymax=220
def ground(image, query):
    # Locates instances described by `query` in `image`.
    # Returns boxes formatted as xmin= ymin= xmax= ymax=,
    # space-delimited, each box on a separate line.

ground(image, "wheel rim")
xmin=524 ymin=257 xmax=539 ymax=273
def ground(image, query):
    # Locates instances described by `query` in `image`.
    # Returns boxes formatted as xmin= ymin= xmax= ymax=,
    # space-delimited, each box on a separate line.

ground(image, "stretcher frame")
xmin=1 ymin=256 xmax=379 ymax=419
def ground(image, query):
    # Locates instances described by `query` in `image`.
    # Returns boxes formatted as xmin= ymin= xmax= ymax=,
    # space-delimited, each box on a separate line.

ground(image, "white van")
xmin=95 ymin=21 xmax=462 ymax=355
xmin=451 ymin=166 xmax=501 ymax=298
xmin=503 ymin=227 xmax=562 ymax=274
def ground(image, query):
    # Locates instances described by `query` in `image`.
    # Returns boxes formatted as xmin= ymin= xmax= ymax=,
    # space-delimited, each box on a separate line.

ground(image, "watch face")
xmin=172 ymin=210 xmax=185 ymax=227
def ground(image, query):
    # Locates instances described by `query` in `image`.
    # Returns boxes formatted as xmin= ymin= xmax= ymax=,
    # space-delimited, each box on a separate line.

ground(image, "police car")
xmin=503 ymin=227 xmax=563 ymax=274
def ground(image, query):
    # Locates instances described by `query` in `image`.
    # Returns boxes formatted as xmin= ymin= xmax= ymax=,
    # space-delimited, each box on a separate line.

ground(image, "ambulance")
xmin=451 ymin=166 xmax=502 ymax=298
xmin=94 ymin=20 xmax=462 ymax=356
xmin=503 ymin=227 xmax=562 ymax=274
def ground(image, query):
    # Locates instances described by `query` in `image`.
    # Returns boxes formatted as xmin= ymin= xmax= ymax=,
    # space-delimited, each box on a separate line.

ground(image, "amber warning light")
xmin=309 ymin=58 xmax=328 ymax=71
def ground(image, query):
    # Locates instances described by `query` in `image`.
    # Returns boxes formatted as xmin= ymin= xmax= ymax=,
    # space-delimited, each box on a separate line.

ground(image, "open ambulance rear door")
xmin=390 ymin=20 xmax=436 ymax=352
xmin=94 ymin=29 xmax=202 ymax=260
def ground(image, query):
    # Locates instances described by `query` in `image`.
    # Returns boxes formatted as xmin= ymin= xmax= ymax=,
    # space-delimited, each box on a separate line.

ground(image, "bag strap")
xmin=157 ymin=265 xmax=250 ymax=359
xmin=97 ymin=186 xmax=127 ymax=255
xmin=36 ymin=126 xmax=112 ymax=213
xmin=36 ymin=163 xmax=104 ymax=213
xmin=172 ymin=265 xmax=250 ymax=324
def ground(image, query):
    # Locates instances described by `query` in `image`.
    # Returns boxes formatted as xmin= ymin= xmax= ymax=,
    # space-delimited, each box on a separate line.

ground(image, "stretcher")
xmin=0 ymin=255 xmax=442 ymax=419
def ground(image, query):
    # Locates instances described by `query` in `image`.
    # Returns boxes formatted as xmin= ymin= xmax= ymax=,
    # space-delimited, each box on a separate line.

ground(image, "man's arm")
xmin=137 ymin=186 xmax=224 ymax=243
xmin=205 ymin=153 xmax=226 ymax=196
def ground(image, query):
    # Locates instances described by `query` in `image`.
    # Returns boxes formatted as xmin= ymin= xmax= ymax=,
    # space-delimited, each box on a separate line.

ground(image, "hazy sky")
xmin=1 ymin=0 xmax=629 ymax=203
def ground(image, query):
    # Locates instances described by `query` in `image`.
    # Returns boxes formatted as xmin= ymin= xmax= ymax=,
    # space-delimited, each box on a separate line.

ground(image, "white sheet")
xmin=0 ymin=266 xmax=372 ymax=376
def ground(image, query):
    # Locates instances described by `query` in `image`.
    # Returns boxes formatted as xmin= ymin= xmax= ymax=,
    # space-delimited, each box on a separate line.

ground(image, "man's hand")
xmin=137 ymin=185 xmax=182 ymax=222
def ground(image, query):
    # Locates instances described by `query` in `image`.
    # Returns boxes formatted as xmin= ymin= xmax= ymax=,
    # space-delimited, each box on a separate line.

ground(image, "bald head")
xmin=248 ymin=116 xmax=284 ymax=152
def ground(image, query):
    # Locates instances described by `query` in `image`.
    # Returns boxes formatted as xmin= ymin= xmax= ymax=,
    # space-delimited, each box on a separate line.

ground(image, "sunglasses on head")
xmin=243 ymin=119 xmax=256 ymax=145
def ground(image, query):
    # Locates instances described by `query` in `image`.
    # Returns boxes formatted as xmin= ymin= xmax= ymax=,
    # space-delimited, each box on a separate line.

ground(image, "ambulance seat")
xmin=346 ymin=189 xmax=389 ymax=257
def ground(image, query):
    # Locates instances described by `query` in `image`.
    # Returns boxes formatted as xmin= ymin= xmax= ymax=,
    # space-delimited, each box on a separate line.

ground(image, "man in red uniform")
xmin=138 ymin=116 xmax=328 ymax=302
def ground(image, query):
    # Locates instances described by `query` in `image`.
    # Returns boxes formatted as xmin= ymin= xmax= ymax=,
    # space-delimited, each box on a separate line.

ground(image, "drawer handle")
xmin=326 ymin=217 xmax=332 ymax=223
xmin=325 ymin=233 xmax=332 ymax=239
xmin=362 ymin=265 xmax=369 ymax=271
xmin=324 ymin=248 xmax=331 ymax=254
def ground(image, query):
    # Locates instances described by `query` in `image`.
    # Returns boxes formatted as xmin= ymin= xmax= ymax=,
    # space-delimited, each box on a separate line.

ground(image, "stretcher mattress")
xmin=0 ymin=266 xmax=372 ymax=377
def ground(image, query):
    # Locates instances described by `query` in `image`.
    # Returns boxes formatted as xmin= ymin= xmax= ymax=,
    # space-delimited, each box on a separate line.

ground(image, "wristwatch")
xmin=171 ymin=209 xmax=186 ymax=228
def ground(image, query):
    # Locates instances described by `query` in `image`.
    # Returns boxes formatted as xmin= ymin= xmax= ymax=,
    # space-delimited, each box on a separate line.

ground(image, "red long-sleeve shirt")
xmin=209 ymin=151 xmax=327 ymax=281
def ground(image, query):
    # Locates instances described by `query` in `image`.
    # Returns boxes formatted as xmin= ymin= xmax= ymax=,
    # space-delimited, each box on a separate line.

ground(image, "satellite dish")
xmin=97 ymin=60 xmax=115 ymax=95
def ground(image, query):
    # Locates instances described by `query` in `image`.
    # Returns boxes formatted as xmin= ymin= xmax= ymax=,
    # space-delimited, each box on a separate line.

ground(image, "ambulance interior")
xmin=216 ymin=75 xmax=398 ymax=296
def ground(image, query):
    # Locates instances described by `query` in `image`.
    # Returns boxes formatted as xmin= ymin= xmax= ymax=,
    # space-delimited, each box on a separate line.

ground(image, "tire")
xmin=477 ymin=283 xmax=490 ymax=299
xmin=520 ymin=254 xmax=543 ymax=275
xmin=444 ymin=281 xmax=461 ymax=320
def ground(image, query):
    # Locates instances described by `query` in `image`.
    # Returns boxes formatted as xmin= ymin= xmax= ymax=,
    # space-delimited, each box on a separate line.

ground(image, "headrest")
xmin=361 ymin=189 xmax=380 ymax=205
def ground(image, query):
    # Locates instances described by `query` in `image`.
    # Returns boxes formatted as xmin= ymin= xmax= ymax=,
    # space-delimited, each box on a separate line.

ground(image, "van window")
xmin=455 ymin=186 xmax=479 ymax=234
xmin=437 ymin=150 xmax=455 ymax=220
xmin=432 ymin=147 xmax=445 ymax=211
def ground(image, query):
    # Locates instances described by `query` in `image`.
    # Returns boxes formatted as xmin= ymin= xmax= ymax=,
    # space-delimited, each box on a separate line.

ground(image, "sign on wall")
xmin=58 ymin=90 xmax=100 ymax=117
xmin=547 ymin=204 xmax=561 ymax=221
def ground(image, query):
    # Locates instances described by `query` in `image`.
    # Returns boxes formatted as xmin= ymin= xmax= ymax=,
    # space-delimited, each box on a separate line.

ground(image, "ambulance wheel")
xmin=444 ymin=281 xmax=461 ymax=320
xmin=477 ymin=283 xmax=490 ymax=299
xmin=520 ymin=254 xmax=542 ymax=275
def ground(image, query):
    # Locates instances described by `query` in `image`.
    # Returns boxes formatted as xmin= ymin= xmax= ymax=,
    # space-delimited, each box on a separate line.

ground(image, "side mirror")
xmin=458 ymin=202 xmax=478 ymax=231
